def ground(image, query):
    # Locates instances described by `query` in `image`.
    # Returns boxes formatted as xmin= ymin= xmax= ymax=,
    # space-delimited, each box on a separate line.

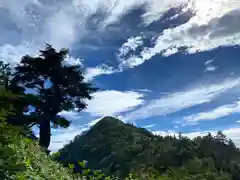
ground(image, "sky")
xmin=1 ymin=0 xmax=240 ymax=152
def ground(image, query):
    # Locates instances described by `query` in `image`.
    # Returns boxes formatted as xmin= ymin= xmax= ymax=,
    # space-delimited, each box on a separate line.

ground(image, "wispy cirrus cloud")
xmin=184 ymin=100 xmax=240 ymax=123
xmin=205 ymin=66 xmax=217 ymax=72
xmin=143 ymin=124 xmax=156 ymax=129
xmin=123 ymin=78 xmax=240 ymax=122
xmin=204 ymin=59 xmax=217 ymax=72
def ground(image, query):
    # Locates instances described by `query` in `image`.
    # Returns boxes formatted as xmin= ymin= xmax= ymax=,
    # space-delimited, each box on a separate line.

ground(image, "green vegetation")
xmin=0 ymin=46 xmax=97 ymax=180
xmin=56 ymin=116 xmax=240 ymax=180
xmin=0 ymin=84 xmax=74 ymax=179
xmin=10 ymin=44 xmax=97 ymax=149
xmin=0 ymin=124 xmax=76 ymax=179
xmin=1 ymin=45 xmax=240 ymax=179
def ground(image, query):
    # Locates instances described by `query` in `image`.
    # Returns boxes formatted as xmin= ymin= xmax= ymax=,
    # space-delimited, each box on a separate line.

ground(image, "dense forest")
xmin=56 ymin=116 xmax=240 ymax=180
xmin=0 ymin=45 xmax=240 ymax=180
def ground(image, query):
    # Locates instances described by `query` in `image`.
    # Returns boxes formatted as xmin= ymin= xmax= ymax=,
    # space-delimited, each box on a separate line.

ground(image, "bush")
xmin=0 ymin=122 xmax=77 ymax=180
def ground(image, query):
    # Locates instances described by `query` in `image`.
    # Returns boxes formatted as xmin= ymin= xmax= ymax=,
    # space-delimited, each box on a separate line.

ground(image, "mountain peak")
xmin=94 ymin=116 xmax=124 ymax=126
xmin=56 ymin=116 xmax=240 ymax=179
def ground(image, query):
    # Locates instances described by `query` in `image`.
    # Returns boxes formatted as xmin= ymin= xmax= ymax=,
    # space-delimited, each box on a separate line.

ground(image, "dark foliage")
xmin=56 ymin=116 xmax=240 ymax=179
xmin=9 ymin=44 xmax=97 ymax=149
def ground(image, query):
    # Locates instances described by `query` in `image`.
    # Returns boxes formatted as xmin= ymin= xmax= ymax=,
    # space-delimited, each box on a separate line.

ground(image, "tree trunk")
xmin=39 ymin=118 xmax=51 ymax=149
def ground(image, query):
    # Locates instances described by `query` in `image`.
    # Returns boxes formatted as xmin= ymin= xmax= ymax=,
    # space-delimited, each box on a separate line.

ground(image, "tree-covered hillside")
xmin=56 ymin=116 xmax=240 ymax=180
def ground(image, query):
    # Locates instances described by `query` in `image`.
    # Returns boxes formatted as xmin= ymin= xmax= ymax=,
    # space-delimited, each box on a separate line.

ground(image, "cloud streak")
xmin=204 ymin=59 xmax=217 ymax=72
xmin=124 ymin=78 xmax=240 ymax=122
xmin=185 ymin=100 xmax=240 ymax=122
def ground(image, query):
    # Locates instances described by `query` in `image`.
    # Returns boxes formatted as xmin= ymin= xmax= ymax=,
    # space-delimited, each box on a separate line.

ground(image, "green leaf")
xmin=68 ymin=164 xmax=75 ymax=169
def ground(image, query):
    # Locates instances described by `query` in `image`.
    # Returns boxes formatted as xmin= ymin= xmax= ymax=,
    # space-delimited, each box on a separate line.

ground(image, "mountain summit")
xmin=56 ymin=116 xmax=240 ymax=179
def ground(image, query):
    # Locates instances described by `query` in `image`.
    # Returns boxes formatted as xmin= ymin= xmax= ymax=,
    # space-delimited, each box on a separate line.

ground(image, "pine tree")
xmin=10 ymin=44 xmax=97 ymax=149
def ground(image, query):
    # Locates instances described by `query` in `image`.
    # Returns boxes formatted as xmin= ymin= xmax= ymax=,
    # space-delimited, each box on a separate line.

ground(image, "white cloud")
xmin=205 ymin=59 xmax=214 ymax=66
xmin=63 ymin=55 xmax=83 ymax=67
xmin=237 ymin=120 xmax=240 ymax=123
xmin=1 ymin=0 xmax=88 ymax=49
xmin=120 ymin=55 xmax=145 ymax=68
xmin=119 ymin=0 xmax=240 ymax=68
xmin=185 ymin=100 xmax=240 ymax=122
xmin=153 ymin=127 xmax=240 ymax=148
xmin=108 ymin=0 xmax=240 ymax=71
xmin=58 ymin=111 xmax=83 ymax=122
xmin=205 ymin=65 xmax=217 ymax=72
xmin=124 ymin=78 xmax=240 ymax=122
xmin=85 ymin=90 xmax=144 ymax=116
xmin=0 ymin=0 xmax=89 ymax=65
xmin=87 ymin=117 xmax=102 ymax=127
xmin=153 ymin=130 xmax=177 ymax=137
xmin=143 ymin=124 xmax=156 ymax=129
xmin=119 ymin=36 xmax=143 ymax=56
xmin=118 ymin=36 xmax=144 ymax=68
xmin=84 ymin=65 xmax=116 ymax=81
xmin=0 ymin=0 xmax=185 ymax=60
xmin=223 ymin=128 xmax=240 ymax=147
xmin=204 ymin=59 xmax=217 ymax=72
xmin=154 ymin=0 xmax=240 ymax=55
xmin=2 ymin=0 xmax=240 ymax=77
xmin=134 ymin=89 xmax=152 ymax=93
xmin=50 ymin=125 xmax=88 ymax=152
xmin=141 ymin=0 xmax=189 ymax=25
xmin=93 ymin=0 xmax=140 ymax=27
xmin=0 ymin=42 xmax=81 ymax=68
xmin=0 ymin=43 xmax=38 ymax=64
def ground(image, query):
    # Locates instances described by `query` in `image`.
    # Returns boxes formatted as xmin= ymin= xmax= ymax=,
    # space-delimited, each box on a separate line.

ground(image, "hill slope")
xmin=56 ymin=116 xmax=240 ymax=179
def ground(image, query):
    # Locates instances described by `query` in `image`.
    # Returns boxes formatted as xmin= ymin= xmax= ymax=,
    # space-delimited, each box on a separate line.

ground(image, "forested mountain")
xmin=56 ymin=116 xmax=240 ymax=180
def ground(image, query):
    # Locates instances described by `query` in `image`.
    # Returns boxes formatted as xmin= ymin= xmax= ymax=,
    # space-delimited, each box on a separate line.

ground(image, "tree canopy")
xmin=55 ymin=116 xmax=240 ymax=180
xmin=9 ymin=44 xmax=97 ymax=149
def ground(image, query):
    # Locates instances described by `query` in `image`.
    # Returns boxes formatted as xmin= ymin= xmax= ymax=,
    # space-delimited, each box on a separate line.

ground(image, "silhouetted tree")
xmin=10 ymin=44 xmax=97 ymax=149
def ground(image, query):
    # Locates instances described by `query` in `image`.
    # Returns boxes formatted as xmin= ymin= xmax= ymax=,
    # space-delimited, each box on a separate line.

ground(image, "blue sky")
xmin=1 ymin=0 xmax=240 ymax=152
